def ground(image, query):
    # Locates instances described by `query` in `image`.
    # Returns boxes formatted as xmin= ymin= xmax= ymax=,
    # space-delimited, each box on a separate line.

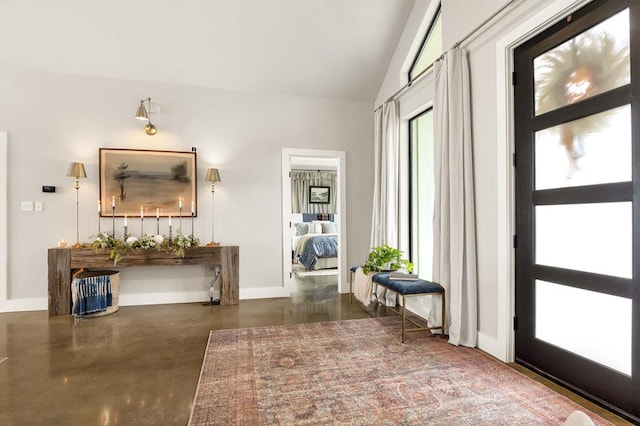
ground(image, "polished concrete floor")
xmin=0 ymin=274 xmax=631 ymax=425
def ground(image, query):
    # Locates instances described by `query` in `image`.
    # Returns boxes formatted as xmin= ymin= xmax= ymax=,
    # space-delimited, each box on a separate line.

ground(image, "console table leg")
xmin=220 ymin=246 xmax=239 ymax=305
xmin=48 ymin=248 xmax=71 ymax=315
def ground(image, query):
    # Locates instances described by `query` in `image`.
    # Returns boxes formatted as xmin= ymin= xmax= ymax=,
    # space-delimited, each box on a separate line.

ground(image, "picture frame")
xmin=99 ymin=148 xmax=197 ymax=217
xmin=309 ymin=186 xmax=330 ymax=204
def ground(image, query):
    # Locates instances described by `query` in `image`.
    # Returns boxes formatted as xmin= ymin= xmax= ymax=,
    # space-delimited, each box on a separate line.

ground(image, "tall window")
xmin=409 ymin=5 xmax=442 ymax=81
xmin=409 ymin=109 xmax=434 ymax=278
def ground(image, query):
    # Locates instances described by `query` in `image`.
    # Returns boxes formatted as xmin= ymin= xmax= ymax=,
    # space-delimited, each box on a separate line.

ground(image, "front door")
xmin=514 ymin=0 xmax=638 ymax=420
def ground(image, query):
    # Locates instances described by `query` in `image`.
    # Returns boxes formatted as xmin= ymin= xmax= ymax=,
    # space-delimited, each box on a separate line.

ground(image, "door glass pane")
xmin=410 ymin=111 xmax=434 ymax=279
xmin=536 ymin=280 xmax=631 ymax=375
xmin=534 ymin=9 xmax=630 ymax=116
xmin=535 ymin=105 xmax=631 ymax=189
xmin=536 ymin=202 xmax=631 ymax=278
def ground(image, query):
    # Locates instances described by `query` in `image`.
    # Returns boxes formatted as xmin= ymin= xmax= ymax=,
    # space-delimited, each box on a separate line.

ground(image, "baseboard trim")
xmin=119 ymin=291 xmax=210 ymax=307
xmin=240 ymin=286 xmax=289 ymax=299
xmin=0 ymin=286 xmax=291 ymax=313
xmin=2 ymin=297 xmax=47 ymax=312
xmin=477 ymin=332 xmax=506 ymax=361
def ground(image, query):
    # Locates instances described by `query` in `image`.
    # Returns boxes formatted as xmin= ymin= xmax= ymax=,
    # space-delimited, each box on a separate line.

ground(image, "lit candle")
xmin=179 ymin=197 xmax=183 ymax=209
xmin=124 ymin=215 xmax=128 ymax=226
xmin=191 ymin=201 xmax=194 ymax=214
xmin=140 ymin=207 xmax=144 ymax=218
xmin=111 ymin=196 xmax=115 ymax=208
xmin=98 ymin=200 xmax=101 ymax=213
xmin=156 ymin=208 xmax=160 ymax=218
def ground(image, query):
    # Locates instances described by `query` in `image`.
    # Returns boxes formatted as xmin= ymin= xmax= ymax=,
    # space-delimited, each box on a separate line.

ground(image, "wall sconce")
xmin=205 ymin=168 xmax=221 ymax=246
xmin=67 ymin=162 xmax=87 ymax=248
xmin=135 ymin=97 xmax=157 ymax=136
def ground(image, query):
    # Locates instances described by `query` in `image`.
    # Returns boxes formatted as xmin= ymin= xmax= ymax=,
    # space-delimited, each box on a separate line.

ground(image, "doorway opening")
xmin=281 ymin=149 xmax=347 ymax=299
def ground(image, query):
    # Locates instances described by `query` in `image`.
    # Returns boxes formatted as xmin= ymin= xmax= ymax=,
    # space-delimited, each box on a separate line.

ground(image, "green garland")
xmin=92 ymin=231 xmax=200 ymax=265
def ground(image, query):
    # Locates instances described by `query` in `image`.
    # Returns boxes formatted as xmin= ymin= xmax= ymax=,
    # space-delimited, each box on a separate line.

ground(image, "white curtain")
xmin=432 ymin=48 xmax=478 ymax=347
xmin=371 ymin=100 xmax=400 ymax=248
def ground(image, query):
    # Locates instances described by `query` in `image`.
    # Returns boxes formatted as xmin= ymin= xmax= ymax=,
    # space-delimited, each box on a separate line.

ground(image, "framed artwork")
xmin=309 ymin=186 xmax=330 ymax=204
xmin=99 ymin=148 xmax=197 ymax=217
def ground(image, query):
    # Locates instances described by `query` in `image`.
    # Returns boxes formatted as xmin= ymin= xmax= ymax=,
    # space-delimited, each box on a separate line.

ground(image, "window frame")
xmin=408 ymin=3 xmax=442 ymax=82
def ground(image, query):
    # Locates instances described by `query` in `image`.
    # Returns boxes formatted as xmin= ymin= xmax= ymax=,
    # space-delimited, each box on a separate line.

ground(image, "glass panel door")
xmin=514 ymin=0 xmax=638 ymax=421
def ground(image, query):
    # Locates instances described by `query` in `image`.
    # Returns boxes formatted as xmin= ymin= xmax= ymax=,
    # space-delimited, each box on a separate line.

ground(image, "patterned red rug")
xmin=189 ymin=317 xmax=612 ymax=425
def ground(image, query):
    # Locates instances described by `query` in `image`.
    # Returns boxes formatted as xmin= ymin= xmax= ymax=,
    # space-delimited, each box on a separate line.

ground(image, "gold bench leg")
xmin=349 ymin=270 xmax=353 ymax=304
xmin=402 ymin=295 xmax=406 ymax=343
xmin=441 ymin=291 xmax=446 ymax=336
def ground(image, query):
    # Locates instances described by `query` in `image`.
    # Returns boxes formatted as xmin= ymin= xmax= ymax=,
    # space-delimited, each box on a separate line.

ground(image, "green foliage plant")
xmin=362 ymin=244 xmax=413 ymax=274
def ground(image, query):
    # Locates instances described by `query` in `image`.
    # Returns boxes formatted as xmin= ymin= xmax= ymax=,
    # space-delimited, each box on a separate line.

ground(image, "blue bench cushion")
xmin=372 ymin=273 xmax=444 ymax=295
xmin=350 ymin=265 xmax=360 ymax=273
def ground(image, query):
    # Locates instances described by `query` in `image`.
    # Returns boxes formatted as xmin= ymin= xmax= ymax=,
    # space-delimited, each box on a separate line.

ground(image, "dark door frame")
xmin=513 ymin=0 xmax=639 ymax=421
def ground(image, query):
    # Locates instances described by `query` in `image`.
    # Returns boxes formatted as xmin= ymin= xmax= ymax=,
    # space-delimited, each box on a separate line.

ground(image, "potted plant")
xmin=362 ymin=244 xmax=413 ymax=274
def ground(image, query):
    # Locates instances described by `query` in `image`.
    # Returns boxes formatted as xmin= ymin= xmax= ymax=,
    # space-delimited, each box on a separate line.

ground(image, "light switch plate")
xmin=21 ymin=201 xmax=34 ymax=212
xmin=35 ymin=201 xmax=43 ymax=212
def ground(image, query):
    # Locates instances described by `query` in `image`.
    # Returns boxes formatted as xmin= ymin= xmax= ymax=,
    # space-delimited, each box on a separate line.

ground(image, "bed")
xmin=292 ymin=219 xmax=339 ymax=271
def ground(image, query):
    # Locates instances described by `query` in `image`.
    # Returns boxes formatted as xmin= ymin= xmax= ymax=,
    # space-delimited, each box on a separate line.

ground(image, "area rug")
xmin=189 ymin=317 xmax=612 ymax=425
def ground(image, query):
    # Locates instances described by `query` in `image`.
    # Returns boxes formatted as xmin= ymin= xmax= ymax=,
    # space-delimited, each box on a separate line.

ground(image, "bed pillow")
xmin=309 ymin=221 xmax=323 ymax=234
xmin=294 ymin=222 xmax=309 ymax=236
xmin=320 ymin=221 xmax=338 ymax=234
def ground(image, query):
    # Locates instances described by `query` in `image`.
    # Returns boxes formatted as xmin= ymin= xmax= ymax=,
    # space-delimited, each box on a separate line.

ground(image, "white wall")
xmin=0 ymin=67 xmax=374 ymax=311
xmin=375 ymin=0 xmax=590 ymax=360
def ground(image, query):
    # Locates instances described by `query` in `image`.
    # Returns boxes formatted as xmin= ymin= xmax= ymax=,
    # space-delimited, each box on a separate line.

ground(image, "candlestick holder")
xmin=141 ymin=217 xmax=144 ymax=236
xmin=169 ymin=224 xmax=173 ymax=240
xmin=111 ymin=205 xmax=115 ymax=237
xmin=191 ymin=212 xmax=195 ymax=237
xmin=179 ymin=207 xmax=183 ymax=234
xmin=124 ymin=225 xmax=128 ymax=239
xmin=156 ymin=217 xmax=160 ymax=235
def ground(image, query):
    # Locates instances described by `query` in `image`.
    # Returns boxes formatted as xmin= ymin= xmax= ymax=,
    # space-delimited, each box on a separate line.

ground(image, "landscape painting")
xmin=99 ymin=148 xmax=197 ymax=217
xmin=309 ymin=186 xmax=330 ymax=204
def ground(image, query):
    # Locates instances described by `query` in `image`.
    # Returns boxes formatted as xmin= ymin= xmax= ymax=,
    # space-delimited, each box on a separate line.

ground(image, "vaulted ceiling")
xmin=0 ymin=0 xmax=415 ymax=102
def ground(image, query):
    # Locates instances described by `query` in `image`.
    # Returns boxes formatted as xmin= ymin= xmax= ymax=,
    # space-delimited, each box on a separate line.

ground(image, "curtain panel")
xmin=432 ymin=48 xmax=478 ymax=348
xmin=371 ymin=100 xmax=400 ymax=248
xmin=291 ymin=170 xmax=337 ymax=214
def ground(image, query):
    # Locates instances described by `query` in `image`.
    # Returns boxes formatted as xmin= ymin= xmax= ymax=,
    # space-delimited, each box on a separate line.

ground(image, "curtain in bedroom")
xmin=431 ymin=48 xmax=478 ymax=347
xmin=371 ymin=100 xmax=400 ymax=248
xmin=291 ymin=170 xmax=337 ymax=214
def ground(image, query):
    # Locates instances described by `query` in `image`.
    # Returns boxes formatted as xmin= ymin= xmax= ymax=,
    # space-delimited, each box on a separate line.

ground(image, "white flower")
xmin=152 ymin=235 xmax=164 ymax=245
xmin=126 ymin=236 xmax=139 ymax=246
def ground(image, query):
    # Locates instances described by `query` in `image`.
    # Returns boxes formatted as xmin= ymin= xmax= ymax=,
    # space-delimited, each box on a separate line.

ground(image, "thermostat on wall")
xmin=42 ymin=186 xmax=56 ymax=193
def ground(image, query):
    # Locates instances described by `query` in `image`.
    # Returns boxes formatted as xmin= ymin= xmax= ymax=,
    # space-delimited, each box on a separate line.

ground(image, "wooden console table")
xmin=47 ymin=246 xmax=239 ymax=316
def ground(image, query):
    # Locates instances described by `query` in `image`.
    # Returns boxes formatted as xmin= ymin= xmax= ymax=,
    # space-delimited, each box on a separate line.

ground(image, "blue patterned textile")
xmin=301 ymin=213 xmax=334 ymax=222
xmin=72 ymin=274 xmax=113 ymax=317
xmin=298 ymin=235 xmax=338 ymax=270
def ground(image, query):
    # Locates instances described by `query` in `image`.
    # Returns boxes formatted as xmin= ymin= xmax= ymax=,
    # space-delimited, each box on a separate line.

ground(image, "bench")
xmin=350 ymin=266 xmax=446 ymax=343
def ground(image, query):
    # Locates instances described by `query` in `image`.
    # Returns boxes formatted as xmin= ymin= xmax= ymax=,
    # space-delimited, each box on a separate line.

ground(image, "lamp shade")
xmin=135 ymin=102 xmax=149 ymax=120
xmin=205 ymin=168 xmax=221 ymax=183
xmin=67 ymin=162 xmax=87 ymax=179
